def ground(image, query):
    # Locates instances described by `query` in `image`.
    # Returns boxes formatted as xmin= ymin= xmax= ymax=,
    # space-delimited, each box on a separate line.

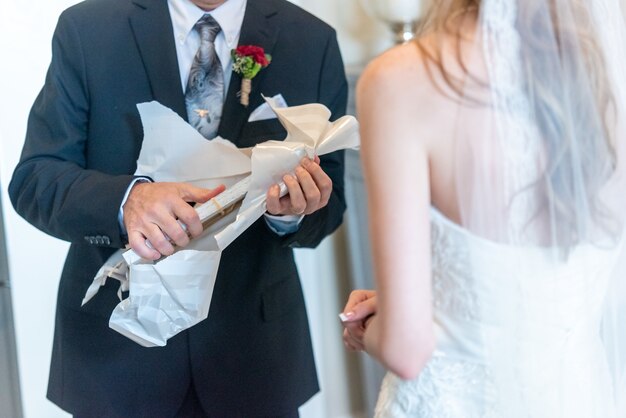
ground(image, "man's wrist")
xmin=118 ymin=177 xmax=152 ymax=237
xmin=264 ymin=213 xmax=304 ymax=236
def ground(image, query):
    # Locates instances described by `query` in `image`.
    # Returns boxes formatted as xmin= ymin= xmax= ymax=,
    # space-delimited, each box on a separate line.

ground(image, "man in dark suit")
xmin=8 ymin=0 xmax=347 ymax=416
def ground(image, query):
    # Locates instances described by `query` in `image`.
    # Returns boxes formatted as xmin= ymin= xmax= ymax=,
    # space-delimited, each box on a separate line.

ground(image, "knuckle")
xmin=292 ymin=202 xmax=306 ymax=213
xmin=178 ymin=214 xmax=198 ymax=230
xmin=310 ymin=165 xmax=323 ymax=177
xmin=145 ymin=206 xmax=161 ymax=219
xmin=187 ymin=224 xmax=204 ymax=238
xmin=177 ymin=236 xmax=191 ymax=247
xmin=169 ymin=229 xmax=187 ymax=243
xmin=151 ymin=235 xmax=170 ymax=250
xmin=128 ymin=237 xmax=142 ymax=250
xmin=266 ymin=201 xmax=279 ymax=214
xmin=283 ymin=174 xmax=296 ymax=185
xmin=296 ymin=166 xmax=307 ymax=177
xmin=306 ymin=189 xmax=321 ymax=203
xmin=320 ymin=179 xmax=332 ymax=194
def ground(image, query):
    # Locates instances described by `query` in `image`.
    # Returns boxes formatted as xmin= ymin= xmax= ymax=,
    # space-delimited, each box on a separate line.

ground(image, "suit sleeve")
xmin=281 ymin=29 xmax=348 ymax=248
xmin=8 ymin=12 xmax=134 ymax=248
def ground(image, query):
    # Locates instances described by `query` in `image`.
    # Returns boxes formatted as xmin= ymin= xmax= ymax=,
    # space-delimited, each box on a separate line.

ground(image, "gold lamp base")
xmin=390 ymin=21 xmax=419 ymax=44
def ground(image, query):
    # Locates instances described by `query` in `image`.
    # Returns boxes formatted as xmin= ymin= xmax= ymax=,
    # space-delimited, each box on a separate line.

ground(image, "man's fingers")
xmin=294 ymin=165 xmax=321 ymax=214
xmin=143 ymin=222 xmax=176 ymax=257
xmin=265 ymin=184 xmax=282 ymax=215
xmin=301 ymin=158 xmax=332 ymax=207
xmin=283 ymin=174 xmax=306 ymax=215
xmin=158 ymin=216 xmax=191 ymax=248
xmin=263 ymin=158 xmax=332 ymax=217
xmin=206 ymin=184 xmax=226 ymax=199
xmin=177 ymin=184 xmax=224 ymax=237
xmin=173 ymin=201 xmax=203 ymax=238
xmin=123 ymin=182 xmax=227 ymax=258
xmin=179 ymin=183 xmax=225 ymax=204
xmin=128 ymin=229 xmax=161 ymax=260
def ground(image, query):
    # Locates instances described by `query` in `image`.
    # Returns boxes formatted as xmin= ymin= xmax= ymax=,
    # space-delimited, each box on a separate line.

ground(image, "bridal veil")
xmin=421 ymin=0 xmax=626 ymax=415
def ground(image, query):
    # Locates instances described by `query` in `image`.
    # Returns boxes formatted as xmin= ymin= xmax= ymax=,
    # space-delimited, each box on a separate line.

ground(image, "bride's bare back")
xmin=358 ymin=15 xmax=487 ymax=226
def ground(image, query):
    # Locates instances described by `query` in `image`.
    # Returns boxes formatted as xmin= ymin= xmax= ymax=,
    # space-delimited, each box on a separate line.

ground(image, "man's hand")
xmin=123 ymin=182 xmax=225 ymax=260
xmin=266 ymin=156 xmax=332 ymax=216
xmin=340 ymin=289 xmax=378 ymax=352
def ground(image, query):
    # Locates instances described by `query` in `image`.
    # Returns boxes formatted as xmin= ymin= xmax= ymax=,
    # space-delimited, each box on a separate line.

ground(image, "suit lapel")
xmin=218 ymin=0 xmax=280 ymax=144
xmin=129 ymin=0 xmax=187 ymax=120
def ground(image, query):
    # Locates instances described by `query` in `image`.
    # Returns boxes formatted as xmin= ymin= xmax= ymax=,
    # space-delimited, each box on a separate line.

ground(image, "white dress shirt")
xmin=167 ymin=0 xmax=245 ymax=94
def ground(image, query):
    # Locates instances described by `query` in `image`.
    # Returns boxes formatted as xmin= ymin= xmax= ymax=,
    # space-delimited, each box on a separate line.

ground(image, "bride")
xmin=341 ymin=0 xmax=626 ymax=416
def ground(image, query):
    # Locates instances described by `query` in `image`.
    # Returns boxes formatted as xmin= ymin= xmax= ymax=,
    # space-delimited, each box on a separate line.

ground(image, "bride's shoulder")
xmin=356 ymin=34 xmax=463 ymax=135
xmin=357 ymin=42 xmax=428 ymax=99
xmin=356 ymin=43 xmax=437 ymax=124
xmin=357 ymin=32 xmax=467 ymax=109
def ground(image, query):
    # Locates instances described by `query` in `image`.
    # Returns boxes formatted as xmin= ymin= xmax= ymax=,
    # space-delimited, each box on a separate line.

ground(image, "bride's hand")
xmin=340 ymin=289 xmax=377 ymax=351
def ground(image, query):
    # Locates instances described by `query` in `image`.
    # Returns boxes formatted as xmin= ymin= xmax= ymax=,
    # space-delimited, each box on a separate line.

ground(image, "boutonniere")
xmin=231 ymin=45 xmax=272 ymax=107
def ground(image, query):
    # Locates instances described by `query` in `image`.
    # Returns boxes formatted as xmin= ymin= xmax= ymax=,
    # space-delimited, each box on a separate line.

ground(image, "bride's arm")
xmin=356 ymin=45 xmax=435 ymax=380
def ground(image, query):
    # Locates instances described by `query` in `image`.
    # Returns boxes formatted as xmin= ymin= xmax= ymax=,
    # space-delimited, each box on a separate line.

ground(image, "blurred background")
xmin=0 ymin=1 xmax=425 ymax=416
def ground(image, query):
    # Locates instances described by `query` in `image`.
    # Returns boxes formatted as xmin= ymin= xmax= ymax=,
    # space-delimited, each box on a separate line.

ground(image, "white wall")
xmin=1 ymin=2 xmax=77 ymax=417
xmin=0 ymin=1 xmax=387 ymax=417
xmin=290 ymin=0 xmax=391 ymax=66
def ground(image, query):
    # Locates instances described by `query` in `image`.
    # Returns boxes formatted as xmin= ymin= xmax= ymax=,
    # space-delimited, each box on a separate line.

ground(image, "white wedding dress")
xmin=374 ymin=208 xmax=620 ymax=418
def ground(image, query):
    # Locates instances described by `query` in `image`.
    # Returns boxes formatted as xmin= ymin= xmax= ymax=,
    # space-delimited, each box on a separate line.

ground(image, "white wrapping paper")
xmin=82 ymin=98 xmax=359 ymax=347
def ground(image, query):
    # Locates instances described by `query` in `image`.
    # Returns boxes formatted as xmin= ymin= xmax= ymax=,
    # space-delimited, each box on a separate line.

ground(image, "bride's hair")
xmin=417 ymin=0 xmax=617 ymax=247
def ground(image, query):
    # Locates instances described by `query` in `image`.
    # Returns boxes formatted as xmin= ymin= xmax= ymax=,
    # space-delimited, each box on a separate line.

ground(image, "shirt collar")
xmin=168 ymin=0 xmax=246 ymax=49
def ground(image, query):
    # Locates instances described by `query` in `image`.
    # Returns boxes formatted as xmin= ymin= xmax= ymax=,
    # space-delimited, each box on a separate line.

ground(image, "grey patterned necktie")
xmin=185 ymin=14 xmax=224 ymax=139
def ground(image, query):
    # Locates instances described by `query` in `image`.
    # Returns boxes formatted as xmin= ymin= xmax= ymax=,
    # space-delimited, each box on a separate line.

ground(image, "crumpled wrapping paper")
xmin=82 ymin=98 xmax=360 ymax=347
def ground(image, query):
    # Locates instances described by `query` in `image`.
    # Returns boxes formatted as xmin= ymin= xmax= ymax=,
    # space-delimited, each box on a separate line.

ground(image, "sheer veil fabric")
xmin=449 ymin=0 xmax=626 ymax=416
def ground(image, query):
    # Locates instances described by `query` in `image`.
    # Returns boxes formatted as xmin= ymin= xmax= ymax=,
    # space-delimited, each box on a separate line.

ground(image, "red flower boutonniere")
xmin=231 ymin=45 xmax=272 ymax=107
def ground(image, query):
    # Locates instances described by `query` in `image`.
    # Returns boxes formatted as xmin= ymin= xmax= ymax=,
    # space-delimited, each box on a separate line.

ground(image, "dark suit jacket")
xmin=8 ymin=0 xmax=347 ymax=416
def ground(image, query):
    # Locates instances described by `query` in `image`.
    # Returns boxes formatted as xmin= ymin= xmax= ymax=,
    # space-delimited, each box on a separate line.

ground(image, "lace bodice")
xmin=374 ymin=208 xmax=619 ymax=418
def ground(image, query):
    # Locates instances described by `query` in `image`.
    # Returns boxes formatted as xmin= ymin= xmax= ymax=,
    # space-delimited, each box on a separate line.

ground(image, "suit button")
xmin=103 ymin=236 xmax=111 ymax=245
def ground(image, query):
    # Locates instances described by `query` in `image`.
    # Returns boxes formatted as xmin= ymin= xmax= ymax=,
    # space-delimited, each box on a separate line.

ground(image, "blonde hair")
xmin=415 ymin=1 xmax=481 ymax=100
xmin=417 ymin=0 xmax=617 ymax=246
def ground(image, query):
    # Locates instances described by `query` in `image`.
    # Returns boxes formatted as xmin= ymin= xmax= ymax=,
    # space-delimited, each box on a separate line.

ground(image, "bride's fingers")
xmin=343 ymin=329 xmax=364 ymax=351
xmin=341 ymin=298 xmax=377 ymax=323
xmin=345 ymin=323 xmax=364 ymax=338
xmin=344 ymin=322 xmax=367 ymax=348
xmin=344 ymin=340 xmax=363 ymax=352
xmin=342 ymin=290 xmax=366 ymax=312
xmin=341 ymin=289 xmax=377 ymax=319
